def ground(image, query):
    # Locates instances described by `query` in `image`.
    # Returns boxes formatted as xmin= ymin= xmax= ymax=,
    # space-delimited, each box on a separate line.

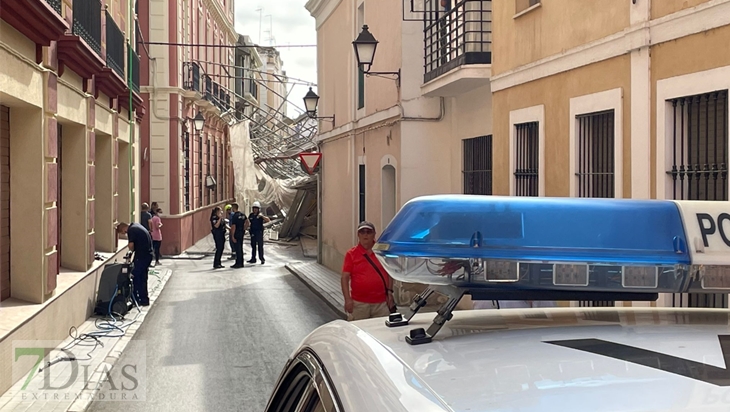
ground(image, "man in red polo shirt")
xmin=341 ymin=221 xmax=395 ymax=321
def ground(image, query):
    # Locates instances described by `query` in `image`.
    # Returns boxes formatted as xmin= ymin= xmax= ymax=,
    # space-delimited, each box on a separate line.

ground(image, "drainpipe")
xmin=128 ymin=0 xmax=136 ymax=221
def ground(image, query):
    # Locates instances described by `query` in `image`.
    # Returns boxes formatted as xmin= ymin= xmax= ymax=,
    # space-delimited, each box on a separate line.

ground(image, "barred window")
xmin=667 ymin=90 xmax=729 ymax=308
xmin=183 ymin=131 xmax=190 ymax=212
xmin=576 ymin=110 xmax=615 ymax=198
xmin=462 ymin=135 xmax=492 ymax=195
xmin=198 ymin=133 xmax=203 ymax=208
xmin=514 ymin=122 xmax=539 ymax=196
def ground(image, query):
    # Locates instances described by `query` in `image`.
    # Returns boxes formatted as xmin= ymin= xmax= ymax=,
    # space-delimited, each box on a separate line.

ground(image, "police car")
xmin=265 ymin=195 xmax=730 ymax=412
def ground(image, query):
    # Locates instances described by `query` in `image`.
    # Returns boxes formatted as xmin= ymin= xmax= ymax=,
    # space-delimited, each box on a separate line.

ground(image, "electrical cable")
xmin=139 ymin=41 xmax=316 ymax=48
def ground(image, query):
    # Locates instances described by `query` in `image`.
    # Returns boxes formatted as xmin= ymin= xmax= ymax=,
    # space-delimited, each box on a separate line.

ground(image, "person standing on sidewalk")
xmin=211 ymin=206 xmax=226 ymax=269
xmin=247 ymin=201 xmax=270 ymax=264
xmin=225 ymin=204 xmax=236 ymax=261
xmin=116 ymin=221 xmax=154 ymax=306
xmin=140 ymin=203 xmax=153 ymax=232
xmin=341 ymin=221 xmax=396 ymax=320
xmin=150 ymin=208 xmax=163 ymax=266
xmin=229 ymin=203 xmax=249 ymax=268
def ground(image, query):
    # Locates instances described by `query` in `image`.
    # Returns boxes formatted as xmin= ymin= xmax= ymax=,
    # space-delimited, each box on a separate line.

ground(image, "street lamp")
xmin=302 ymin=88 xmax=335 ymax=125
xmin=352 ymin=25 xmax=400 ymax=85
xmin=193 ymin=111 xmax=205 ymax=132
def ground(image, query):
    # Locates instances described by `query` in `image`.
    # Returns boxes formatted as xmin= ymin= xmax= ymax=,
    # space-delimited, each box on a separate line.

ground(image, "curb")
xmin=66 ymin=268 xmax=174 ymax=412
xmin=285 ymin=264 xmax=347 ymax=320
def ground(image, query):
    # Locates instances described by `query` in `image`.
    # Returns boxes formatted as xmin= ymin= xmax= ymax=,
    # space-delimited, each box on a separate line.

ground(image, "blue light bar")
xmin=377 ymin=196 xmax=689 ymax=265
xmin=373 ymin=196 xmax=698 ymax=293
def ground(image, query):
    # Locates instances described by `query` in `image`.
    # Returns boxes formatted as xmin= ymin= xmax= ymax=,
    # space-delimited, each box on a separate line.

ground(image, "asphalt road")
xmin=87 ymin=243 xmax=339 ymax=412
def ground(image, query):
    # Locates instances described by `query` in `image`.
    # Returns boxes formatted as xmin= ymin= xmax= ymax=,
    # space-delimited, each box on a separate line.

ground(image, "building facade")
xmin=491 ymin=0 xmax=730 ymax=308
xmin=0 ymin=0 xmax=145 ymax=395
xmin=235 ymin=35 xmax=263 ymax=120
xmin=306 ymin=0 xmax=493 ymax=271
xmin=139 ymin=0 xmax=237 ymax=255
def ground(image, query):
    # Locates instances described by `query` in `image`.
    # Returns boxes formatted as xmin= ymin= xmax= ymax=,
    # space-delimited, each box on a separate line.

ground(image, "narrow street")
xmin=87 ymin=241 xmax=339 ymax=412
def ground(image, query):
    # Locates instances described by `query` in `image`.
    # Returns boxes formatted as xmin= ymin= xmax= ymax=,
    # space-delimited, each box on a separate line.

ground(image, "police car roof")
xmin=302 ymin=307 xmax=730 ymax=412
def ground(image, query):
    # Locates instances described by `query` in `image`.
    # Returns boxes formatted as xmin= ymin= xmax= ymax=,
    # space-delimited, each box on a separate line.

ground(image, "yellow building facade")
xmin=0 ymin=0 xmax=144 ymax=394
xmin=492 ymin=0 xmax=730 ymax=307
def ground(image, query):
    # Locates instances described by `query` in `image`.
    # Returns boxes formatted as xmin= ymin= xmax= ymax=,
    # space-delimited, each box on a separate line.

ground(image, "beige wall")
xmin=316 ymin=0 xmax=354 ymax=132
xmin=320 ymin=136 xmax=354 ymax=270
xmin=361 ymin=0 xmax=401 ymax=116
xmin=651 ymin=0 xmax=712 ymax=20
xmin=492 ymin=55 xmax=632 ymax=196
xmin=320 ymin=121 xmax=401 ymax=271
xmin=492 ymin=0 xmax=630 ymax=75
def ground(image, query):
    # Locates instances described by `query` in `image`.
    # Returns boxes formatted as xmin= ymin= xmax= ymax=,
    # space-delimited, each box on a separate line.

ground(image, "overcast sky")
xmin=234 ymin=0 xmax=317 ymax=118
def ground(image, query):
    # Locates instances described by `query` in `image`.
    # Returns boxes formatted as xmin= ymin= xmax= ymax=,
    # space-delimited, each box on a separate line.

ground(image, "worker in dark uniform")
xmin=211 ymin=206 xmax=226 ymax=269
xmin=229 ymin=203 xmax=248 ymax=268
xmin=247 ymin=201 xmax=270 ymax=264
xmin=116 ymin=221 xmax=154 ymax=306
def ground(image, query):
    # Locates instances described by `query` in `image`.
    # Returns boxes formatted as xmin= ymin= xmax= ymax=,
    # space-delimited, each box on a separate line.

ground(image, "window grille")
xmin=206 ymin=137 xmax=211 ymax=205
xmin=214 ymin=141 xmax=219 ymax=201
xmin=514 ymin=122 xmax=539 ymax=196
xmin=462 ymin=135 xmax=492 ymax=195
xmin=576 ymin=110 xmax=615 ymax=198
xmin=183 ymin=131 xmax=190 ymax=212
xmin=667 ymin=90 xmax=729 ymax=308
xmin=576 ymin=111 xmax=616 ymax=307
xmin=198 ymin=133 xmax=203 ymax=209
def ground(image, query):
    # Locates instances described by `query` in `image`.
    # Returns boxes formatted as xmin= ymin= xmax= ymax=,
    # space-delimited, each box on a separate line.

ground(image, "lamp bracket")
xmin=364 ymin=68 xmax=401 ymax=88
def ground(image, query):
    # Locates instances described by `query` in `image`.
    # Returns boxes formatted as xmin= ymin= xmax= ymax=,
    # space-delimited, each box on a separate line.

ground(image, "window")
xmin=576 ymin=110 xmax=616 ymax=308
xmin=359 ymin=164 xmax=366 ymax=222
xmin=462 ymin=135 xmax=492 ymax=195
xmin=198 ymin=132 xmax=203 ymax=208
xmin=667 ymin=90 xmax=729 ymax=308
xmin=357 ymin=3 xmax=365 ymax=110
xmin=213 ymin=140 xmax=219 ymax=202
xmin=576 ymin=110 xmax=615 ymax=198
xmin=267 ymin=367 xmax=311 ymax=412
xmin=183 ymin=131 xmax=190 ymax=211
xmin=358 ymin=68 xmax=365 ymax=109
xmin=206 ymin=137 xmax=211 ymax=205
xmin=514 ymin=122 xmax=539 ymax=196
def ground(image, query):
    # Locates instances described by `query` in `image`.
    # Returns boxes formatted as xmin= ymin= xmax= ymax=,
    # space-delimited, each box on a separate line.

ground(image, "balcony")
xmin=58 ymin=0 xmax=105 ymax=79
xmin=183 ymin=64 xmax=231 ymax=113
xmin=421 ymin=0 xmax=492 ymax=97
xmin=105 ymin=10 xmax=125 ymax=78
xmin=72 ymin=0 xmax=102 ymax=56
xmin=131 ymin=48 xmax=140 ymax=94
xmin=0 ymin=0 xmax=68 ymax=47
xmin=183 ymin=62 xmax=202 ymax=93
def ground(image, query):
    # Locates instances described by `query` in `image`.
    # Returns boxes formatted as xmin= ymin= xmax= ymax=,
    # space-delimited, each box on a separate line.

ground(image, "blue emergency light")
xmin=373 ymin=195 xmax=730 ymax=295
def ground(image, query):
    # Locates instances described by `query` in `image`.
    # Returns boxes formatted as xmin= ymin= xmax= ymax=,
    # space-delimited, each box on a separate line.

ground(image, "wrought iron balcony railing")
xmin=183 ymin=62 xmax=201 ymax=92
xmin=204 ymin=75 xmax=213 ymax=101
xmin=72 ymin=0 xmax=102 ymax=56
xmin=131 ymin=47 xmax=140 ymax=93
xmin=423 ymin=0 xmax=492 ymax=83
xmin=45 ymin=0 xmax=62 ymax=15
xmin=105 ymin=10 xmax=125 ymax=78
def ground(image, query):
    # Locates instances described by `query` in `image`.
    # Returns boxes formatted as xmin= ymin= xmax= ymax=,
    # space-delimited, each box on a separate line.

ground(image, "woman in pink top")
xmin=151 ymin=208 xmax=163 ymax=265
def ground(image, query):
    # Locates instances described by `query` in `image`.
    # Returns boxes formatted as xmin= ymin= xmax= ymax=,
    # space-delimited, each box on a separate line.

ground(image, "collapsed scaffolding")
xmin=228 ymin=71 xmax=320 ymax=245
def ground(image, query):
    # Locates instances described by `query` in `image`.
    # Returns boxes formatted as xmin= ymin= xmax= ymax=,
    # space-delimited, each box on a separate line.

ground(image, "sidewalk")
xmin=285 ymin=261 xmax=347 ymax=319
xmin=0 ymin=266 xmax=173 ymax=412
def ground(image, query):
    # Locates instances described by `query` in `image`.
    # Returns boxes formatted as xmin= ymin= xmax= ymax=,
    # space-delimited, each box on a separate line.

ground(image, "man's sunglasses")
xmin=358 ymin=229 xmax=374 ymax=234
